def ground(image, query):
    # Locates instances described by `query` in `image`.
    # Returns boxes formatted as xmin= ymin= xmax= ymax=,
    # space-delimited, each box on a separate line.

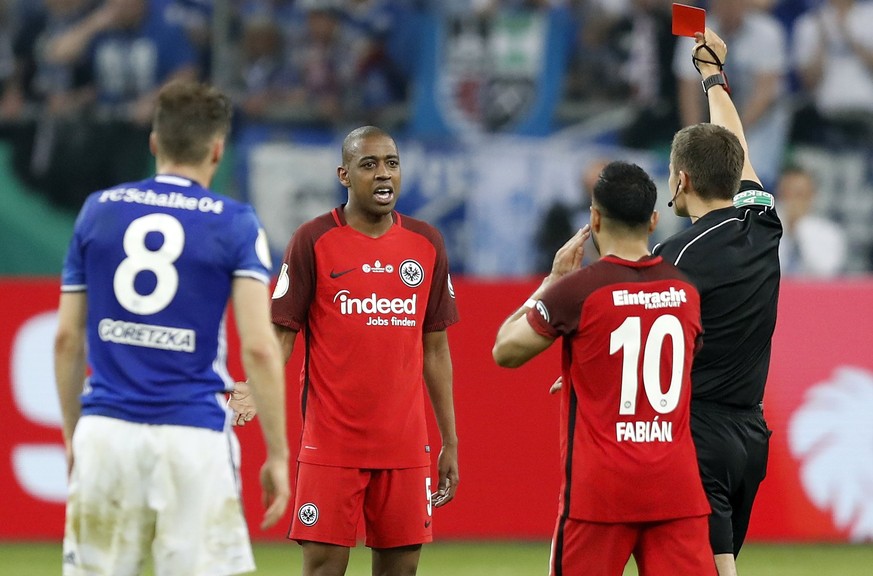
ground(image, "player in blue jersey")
xmin=53 ymin=80 xmax=289 ymax=576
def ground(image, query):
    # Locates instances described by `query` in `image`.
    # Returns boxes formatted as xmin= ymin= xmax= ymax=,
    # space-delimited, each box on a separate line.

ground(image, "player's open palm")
xmin=550 ymin=226 xmax=591 ymax=280
xmin=259 ymin=458 xmax=290 ymax=530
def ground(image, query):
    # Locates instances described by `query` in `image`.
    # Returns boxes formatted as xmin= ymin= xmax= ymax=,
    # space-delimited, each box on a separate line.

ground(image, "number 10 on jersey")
xmin=610 ymin=315 xmax=685 ymax=416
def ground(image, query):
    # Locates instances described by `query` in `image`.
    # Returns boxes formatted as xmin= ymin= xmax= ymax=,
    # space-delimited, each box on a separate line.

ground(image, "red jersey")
xmin=272 ymin=207 xmax=458 ymax=469
xmin=528 ymin=255 xmax=709 ymax=523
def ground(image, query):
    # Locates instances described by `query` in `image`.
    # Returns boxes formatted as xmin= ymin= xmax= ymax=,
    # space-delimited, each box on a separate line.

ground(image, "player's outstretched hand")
xmin=549 ymin=226 xmax=591 ymax=280
xmin=258 ymin=457 xmax=290 ymax=530
xmin=228 ymin=380 xmax=257 ymax=426
xmin=549 ymin=376 xmax=563 ymax=395
xmin=432 ymin=443 xmax=459 ymax=508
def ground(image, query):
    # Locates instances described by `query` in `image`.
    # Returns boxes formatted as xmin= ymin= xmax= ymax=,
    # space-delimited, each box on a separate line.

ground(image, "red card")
xmin=672 ymin=3 xmax=706 ymax=37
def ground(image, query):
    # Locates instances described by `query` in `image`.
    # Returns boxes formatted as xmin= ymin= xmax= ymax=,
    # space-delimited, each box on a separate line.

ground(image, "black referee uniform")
xmin=653 ymin=179 xmax=782 ymax=557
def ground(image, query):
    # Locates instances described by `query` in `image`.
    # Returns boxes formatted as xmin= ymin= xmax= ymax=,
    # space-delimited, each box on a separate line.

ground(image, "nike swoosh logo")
xmin=330 ymin=268 xmax=356 ymax=279
xmin=424 ymin=520 xmax=432 ymax=528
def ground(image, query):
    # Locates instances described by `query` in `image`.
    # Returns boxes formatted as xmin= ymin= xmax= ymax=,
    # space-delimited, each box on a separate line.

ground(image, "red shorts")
xmin=550 ymin=515 xmax=716 ymax=576
xmin=288 ymin=462 xmax=433 ymax=549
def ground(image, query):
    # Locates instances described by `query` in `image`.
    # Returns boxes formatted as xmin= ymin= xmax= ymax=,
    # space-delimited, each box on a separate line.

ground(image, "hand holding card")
xmin=672 ymin=3 xmax=706 ymax=37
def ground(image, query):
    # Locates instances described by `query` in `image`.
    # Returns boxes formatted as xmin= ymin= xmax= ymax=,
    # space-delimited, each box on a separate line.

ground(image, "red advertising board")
xmin=2 ymin=277 xmax=873 ymax=542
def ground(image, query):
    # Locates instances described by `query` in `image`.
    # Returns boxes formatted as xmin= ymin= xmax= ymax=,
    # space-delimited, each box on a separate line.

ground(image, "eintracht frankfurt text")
xmin=612 ymin=287 xmax=687 ymax=310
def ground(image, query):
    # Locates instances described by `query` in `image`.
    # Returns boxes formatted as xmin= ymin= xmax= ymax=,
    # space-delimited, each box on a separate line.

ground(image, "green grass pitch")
xmin=4 ymin=541 xmax=873 ymax=575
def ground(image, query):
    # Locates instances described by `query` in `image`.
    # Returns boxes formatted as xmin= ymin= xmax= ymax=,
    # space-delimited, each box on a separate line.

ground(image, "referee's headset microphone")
xmin=668 ymin=181 xmax=680 ymax=208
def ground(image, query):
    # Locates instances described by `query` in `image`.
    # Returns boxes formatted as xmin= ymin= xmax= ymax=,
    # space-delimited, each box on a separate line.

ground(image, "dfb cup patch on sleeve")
xmin=272 ymin=263 xmax=290 ymax=299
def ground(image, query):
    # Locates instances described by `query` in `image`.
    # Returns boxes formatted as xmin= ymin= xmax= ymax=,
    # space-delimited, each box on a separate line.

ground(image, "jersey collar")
xmin=600 ymin=254 xmax=663 ymax=268
xmin=331 ymin=204 xmax=400 ymax=227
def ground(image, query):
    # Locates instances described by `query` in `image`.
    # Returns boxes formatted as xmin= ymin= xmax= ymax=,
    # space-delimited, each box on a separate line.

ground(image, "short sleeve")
xmin=61 ymin=198 xmax=95 ymax=292
xmin=231 ymin=205 xmax=272 ymax=285
xmin=422 ymin=227 xmax=459 ymax=333
xmin=528 ymin=269 xmax=588 ymax=338
xmin=270 ymin=222 xmax=318 ymax=332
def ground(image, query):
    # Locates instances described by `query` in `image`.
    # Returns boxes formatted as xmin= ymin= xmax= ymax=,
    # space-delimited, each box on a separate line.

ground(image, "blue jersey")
xmin=61 ymin=174 xmax=272 ymax=431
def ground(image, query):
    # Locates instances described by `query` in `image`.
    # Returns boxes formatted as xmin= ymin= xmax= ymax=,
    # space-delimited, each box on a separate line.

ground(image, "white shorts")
xmin=62 ymin=415 xmax=255 ymax=576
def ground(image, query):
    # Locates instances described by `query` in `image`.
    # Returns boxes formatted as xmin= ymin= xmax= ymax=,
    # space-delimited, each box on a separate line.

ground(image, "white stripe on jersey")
xmin=233 ymin=269 xmax=270 ymax=285
xmin=671 ymin=209 xmax=752 ymax=266
xmin=61 ymin=284 xmax=87 ymax=292
xmin=213 ymin=313 xmax=235 ymax=430
xmin=213 ymin=312 xmax=233 ymax=391
xmin=154 ymin=174 xmax=193 ymax=186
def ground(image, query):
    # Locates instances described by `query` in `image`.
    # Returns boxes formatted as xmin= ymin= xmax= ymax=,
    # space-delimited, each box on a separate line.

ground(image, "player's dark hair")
xmin=153 ymin=81 xmax=232 ymax=165
xmin=341 ymin=125 xmax=396 ymax=165
xmin=592 ymin=161 xmax=657 ymax=229
xmin=671 ymin=123 xmax=743 ymax=201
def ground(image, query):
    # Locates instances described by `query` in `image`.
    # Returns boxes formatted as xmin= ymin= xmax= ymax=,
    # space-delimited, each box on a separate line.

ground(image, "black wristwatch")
xmin=702 ymin=73 xmax=728 ymax=94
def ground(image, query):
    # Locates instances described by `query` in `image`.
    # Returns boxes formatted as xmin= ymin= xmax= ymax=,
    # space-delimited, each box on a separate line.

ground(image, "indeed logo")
xmin=333 ymin=290 xmax=417 ymax=315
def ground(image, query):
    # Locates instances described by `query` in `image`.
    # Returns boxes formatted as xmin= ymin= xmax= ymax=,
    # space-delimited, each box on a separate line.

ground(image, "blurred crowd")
xmin=0 ymin=0 xmax=871 ymax=275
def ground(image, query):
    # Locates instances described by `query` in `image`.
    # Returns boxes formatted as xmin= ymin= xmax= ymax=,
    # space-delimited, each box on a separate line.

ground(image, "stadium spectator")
xmin=492 ymin=161 xmax=715 ymax=576
xmin=234 ymin=16 xmax=295 ymax=121
xmin=42 ymin=0 xmax=199 ymax=207
xmin=673 ymin=0 xmax=790 ymax=189
xmin=242 ymin=0 xmax=405 ymax=127
xmin=615 ymin=0 xmax=681 ymax=150
xmin=534 ymin=157 xmax=606 ymax=272
xmin=0 ymin=0 xmax=99 ymax=210
xmin=561 ymin=0 xmax=679 ymax=134
xmin=54 ymin=80 xmax=289 ymax=575
xmin=343 ymin=0 xmax=409 ymax=124
xmin=654 ymin=28 xmax=781 ymax=576
xmin=236 ymin=0 xmax=301 ymax=22
xmin=158 ymin=0 xmax=213 ymax=76
xmin=231 ymin=125 xmax=460 ymax=576
xmin=776 ymin=165 xmax=847 ymax=278
xmin=563 ymin=0 xmax=631 ymax=106
xmin=0 ymin=1 xmax=24 ymax=119
xmin=790 ymin=0 xmax=873 ymax=147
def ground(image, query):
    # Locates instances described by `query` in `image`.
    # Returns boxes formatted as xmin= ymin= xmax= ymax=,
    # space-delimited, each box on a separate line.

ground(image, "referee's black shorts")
xmin=690 ymin=400 xmax=772 ymax=557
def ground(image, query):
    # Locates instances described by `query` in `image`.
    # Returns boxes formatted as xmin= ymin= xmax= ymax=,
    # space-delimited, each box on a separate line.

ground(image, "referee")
xmin=653 ymin=29 xmax=781 ymax=576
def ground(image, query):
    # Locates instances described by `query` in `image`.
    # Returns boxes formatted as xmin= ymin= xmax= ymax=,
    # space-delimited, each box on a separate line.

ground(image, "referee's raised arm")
xmin=693 ymin=28 xmax=761 ymax=186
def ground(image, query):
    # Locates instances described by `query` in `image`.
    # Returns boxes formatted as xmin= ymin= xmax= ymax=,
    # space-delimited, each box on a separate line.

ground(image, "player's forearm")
xmin=426 ymin=381 xmax=458 ymax=447
xmin=242 ymin=343 xmax=289 ymax=461
xmin=493 ymin=273 xmax=554 ymax=358
xmin=54 ymin=293 xmax=88 ymax=445
xmin=423 ymin=334 xmax=459 ymax=447
xmin=232 ymin=279 xmax=289 ymax=459
xmin=54 ymin=335 xmax=86 ymax=445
